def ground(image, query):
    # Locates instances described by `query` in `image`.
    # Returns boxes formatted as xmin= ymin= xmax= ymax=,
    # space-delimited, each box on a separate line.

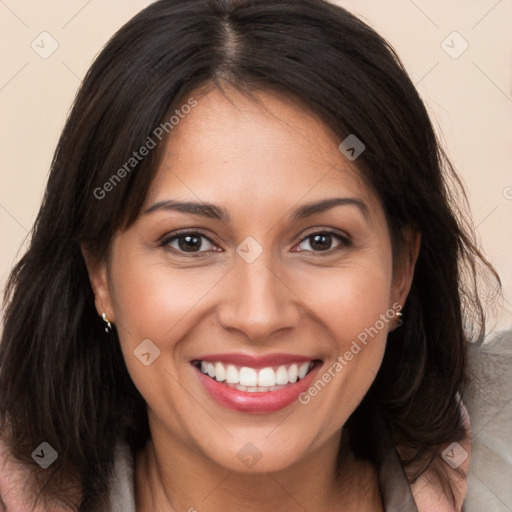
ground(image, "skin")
xmin=84 ymin=87 xmax=420 ymax=511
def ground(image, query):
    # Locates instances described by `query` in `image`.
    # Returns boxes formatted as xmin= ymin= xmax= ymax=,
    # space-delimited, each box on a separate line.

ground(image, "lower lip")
xmin=193 ymin=363 xmax=321 ymax=413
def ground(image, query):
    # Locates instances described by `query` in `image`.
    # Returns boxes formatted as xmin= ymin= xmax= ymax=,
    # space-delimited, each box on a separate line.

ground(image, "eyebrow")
xmin=144 ymin=197 xmax=369 ymax=222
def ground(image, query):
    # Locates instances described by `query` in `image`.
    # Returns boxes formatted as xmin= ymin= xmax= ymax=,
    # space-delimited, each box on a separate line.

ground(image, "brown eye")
xmin=163 ymin=232 xmax=218 ymax=254
xmin=295 ymin=231 xmax=350 ymax=253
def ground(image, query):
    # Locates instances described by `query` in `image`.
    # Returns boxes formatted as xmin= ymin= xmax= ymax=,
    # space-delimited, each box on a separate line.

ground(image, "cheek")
xmin=106 ymin=251 xmax=231 ymax=404
xmin=109 ymin=256 xmax=223 ymax=343
xmin=289 ymin=258 xmax=393 ymax=346
xmin=107 ymin=253 xmax=224 ymax=418
xmin=289 ymin=262 xmax=392 ymax=434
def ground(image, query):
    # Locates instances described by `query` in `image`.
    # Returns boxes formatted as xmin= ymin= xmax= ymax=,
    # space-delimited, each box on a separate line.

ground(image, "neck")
xmin=135 ymin=418 xmax=382 ymax=511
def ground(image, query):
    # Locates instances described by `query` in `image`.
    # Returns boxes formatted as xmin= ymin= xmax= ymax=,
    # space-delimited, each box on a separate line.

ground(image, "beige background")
xmin=1 ymin=0 xmax=511 ymax=332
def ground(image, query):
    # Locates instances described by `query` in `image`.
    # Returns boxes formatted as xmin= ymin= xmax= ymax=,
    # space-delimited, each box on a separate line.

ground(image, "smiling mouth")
xmin=192 ymin=360 xmax=321 ymax=392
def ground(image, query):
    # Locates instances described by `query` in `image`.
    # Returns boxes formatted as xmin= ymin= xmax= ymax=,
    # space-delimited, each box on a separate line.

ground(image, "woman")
xmin=0 ymin=0 xmax=499 ymax=510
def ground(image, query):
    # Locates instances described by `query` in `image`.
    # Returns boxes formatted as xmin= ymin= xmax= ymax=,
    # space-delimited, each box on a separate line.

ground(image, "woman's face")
xmin=89 ymin=87 xmax=417 ymax=473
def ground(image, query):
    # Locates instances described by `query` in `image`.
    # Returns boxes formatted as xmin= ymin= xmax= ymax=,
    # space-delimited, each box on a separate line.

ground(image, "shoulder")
xmin=105 ymin=442 xmax=136 ymax=512
xmin=408 ymin=333 xmax=512 ymax=512
xmin=0 ymin=429 xmax=135 ymax=512
xmin=0 ymin=435 xmax=73 ymax=512
xmin=463 ymin=335 xmax=512 ymax=511
xmin=410 ymin=398 xmax=471 ymax=512
xmin=0 ymin=435 xmax=41 ymax=511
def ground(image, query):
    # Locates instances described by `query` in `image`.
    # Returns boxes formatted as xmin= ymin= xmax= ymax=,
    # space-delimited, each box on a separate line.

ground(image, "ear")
xmin=392 ymin=227 xmax=421 ymax=308
xmin=81 ymin=243 xmax=115 ymax=322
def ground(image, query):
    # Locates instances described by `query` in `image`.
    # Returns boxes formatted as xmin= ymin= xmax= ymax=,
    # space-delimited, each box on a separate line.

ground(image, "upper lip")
xmin=192 ymin=353 xmax=320 ymax=369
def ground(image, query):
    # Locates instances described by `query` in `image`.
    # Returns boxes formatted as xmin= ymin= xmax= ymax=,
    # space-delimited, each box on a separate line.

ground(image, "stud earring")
xmin=395 ymin=310 xmax=403 ymax=327
xmin=102 ymin=312 xmax=112 ymax=333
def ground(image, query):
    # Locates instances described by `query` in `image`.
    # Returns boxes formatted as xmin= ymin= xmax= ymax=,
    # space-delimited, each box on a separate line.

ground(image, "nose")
xmin=216 ymin=255 xmax=302 ymax=341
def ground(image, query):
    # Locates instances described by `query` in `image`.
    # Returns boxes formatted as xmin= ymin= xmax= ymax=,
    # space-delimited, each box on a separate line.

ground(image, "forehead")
xmin=145 ymin=87 xmax=378 ymax=217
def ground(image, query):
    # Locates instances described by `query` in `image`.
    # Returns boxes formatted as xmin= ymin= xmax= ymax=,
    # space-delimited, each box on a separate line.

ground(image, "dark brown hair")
xmin=0 ymin=0 xmax=500 ymax=509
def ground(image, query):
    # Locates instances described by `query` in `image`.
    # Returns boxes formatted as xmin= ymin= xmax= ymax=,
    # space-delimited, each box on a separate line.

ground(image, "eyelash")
xmin=160 ymin=229 xmax=352 ymax=257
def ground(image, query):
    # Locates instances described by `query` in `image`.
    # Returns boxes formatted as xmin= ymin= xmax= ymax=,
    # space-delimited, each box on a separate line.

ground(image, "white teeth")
xmin=239 ymin=367 xmax=258 ymax=387
xmin=257 ymin=367 xmax=276 ymax=387
xmin=275 ymin=366 xmax=289 ymax=385
xmin=288 ymin=364 xmax=298 ymax=383
xmin=215 ymin=362 xmax=226 ymax=382
xmin=197 ymin=360 xmax=315 ymax=390
xmin=225 ymin=364 xmax=239 ymax=384
xmin=298 ymin=362 xmax=309 ymax=379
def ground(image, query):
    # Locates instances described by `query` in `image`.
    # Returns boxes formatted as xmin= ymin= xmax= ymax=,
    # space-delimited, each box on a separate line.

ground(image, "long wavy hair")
xmin=0 ymin=0 xmax=500 ymax=509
